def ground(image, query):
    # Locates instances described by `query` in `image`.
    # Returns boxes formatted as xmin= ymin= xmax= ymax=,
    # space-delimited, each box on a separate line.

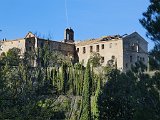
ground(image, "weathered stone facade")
xmin=76 ymin=32 xmax=148 ymax=72
xmin=0 ymin=29 xmax=76 ymax=67
xmin=0 ymin=28 xmax=148 ymax=71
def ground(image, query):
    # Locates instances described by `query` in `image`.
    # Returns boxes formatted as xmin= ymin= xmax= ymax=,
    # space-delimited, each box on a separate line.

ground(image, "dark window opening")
xmin=126 ymin=63 xmax=128 ymax=68
xmin=143 ymin=57 xmax=145 ymax=62
xmin=77 ymin=48 xmax=79 ymax=53
xmin=130 ymin=56 xmax=132 ymax=62
xmin=112 ymin=55 xmax=115 ymax=59
xmin=83 ymin=47 xmax=86 ymax=54
xmin=137 ymin=56 xmax=139 ymax=61
xmin=96 ymin=45 xmax=99 ymax=52
xmin=101 ymin=57 xmax=104 ymax=63
xmin=90 ymin=46 xmax=93 ymax=52
xmin=102 ymin=44 xmax=104 ymax=49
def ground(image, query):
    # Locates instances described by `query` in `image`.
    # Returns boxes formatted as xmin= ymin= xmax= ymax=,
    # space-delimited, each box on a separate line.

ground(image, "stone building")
xmin=0 ymin=28 xmax=148 ymax=71
xmin=76 ymin=32 xmax=148 ymax=71
xmin=0 ymin=28 xmax=76 ymax=66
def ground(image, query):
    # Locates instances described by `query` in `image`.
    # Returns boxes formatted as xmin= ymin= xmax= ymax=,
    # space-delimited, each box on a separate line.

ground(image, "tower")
xmin=64 ymin=27 xmax=74 ymax=43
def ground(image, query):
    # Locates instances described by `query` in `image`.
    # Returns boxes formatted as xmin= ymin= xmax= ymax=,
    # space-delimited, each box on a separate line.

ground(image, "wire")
xmin=65 ymin=0 xmax=69 ymax=27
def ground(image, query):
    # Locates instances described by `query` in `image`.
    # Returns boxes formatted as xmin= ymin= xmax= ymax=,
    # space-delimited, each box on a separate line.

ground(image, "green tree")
xmin=0 ymin=50 xmax=64 ymax=119
xmin=99 ymin=67 xmax=160 ymax=120
xmin=133 ymin=72 xmax=160 ymax=120
xmin=89 ymin=52 xmax=101 ymax=67
xmin=149 ymin=44 xmax=160 ymax=70
xmin=99 ymin=69 xmax=136 ymax=120
xmin=0 ymin=47 xmax=21 ymax=66
xmin=61 ymin=62 xmax=68 ymax=94
xmin=92 ymin=75 xmax=101 ymax=120
xmin=80 ymin=61 xmax=92 ymax=120
xmin=140 ymin=0 xmax=160 ymax=42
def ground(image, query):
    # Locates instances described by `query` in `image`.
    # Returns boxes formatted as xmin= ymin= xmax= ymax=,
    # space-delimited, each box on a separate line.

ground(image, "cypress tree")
xmin=68 ymin=63 xmax=74 ymax=94
xmin=79 ymin=64 xmax=84 ymax=95
xmin=61 ymin=63 xmax=67 ymax=94
xmin=80 ymin=61 xmax=92 ymax=120
xmin=57 ymin=67 xmax=61 ymax=94
xmin=52 ymin=68 xmax=57 ymax=88
xmin=92 ymin=76 xmax=101 ymax=120
xmin=76 ymin=64 xmax=80 ymax=95
xmin=74 ymin=63 xmax=84 ymax=95
xmin=74 ymin=63 xmax=80 ymax=95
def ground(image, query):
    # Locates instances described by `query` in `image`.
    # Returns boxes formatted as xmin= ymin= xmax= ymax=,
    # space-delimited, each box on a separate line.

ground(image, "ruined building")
xmin=0 ymin=28 xmax=148 ymax=71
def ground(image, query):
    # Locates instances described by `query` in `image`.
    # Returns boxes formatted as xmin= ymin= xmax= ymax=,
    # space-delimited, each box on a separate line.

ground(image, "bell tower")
xmin=64 ymin=27 xmax=74 ymax=43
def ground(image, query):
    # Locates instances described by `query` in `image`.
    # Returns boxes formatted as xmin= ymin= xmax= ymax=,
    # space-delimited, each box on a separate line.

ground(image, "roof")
xmin=123 ymin=32 xmax=148 ymax=44
xmin=0 ymin=38 xmax=25 ymax=42
xmin=76 ymin=35 xmax=122 ymax=46
xmin=76 ymin=32 xmax=148 ymax=46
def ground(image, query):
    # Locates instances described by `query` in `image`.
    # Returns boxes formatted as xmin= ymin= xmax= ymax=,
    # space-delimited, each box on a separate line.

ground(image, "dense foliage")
xmin=0 ymin=46 xmax=159 ymax=120
xmin=140 ymin=0 xmax=160 ymax=42
xmin=140 ymin=0 xmax=160 ymax=71
xmin=79 ymin=62 xmax=92 ymax=120
xmin=99 ymin=69 xmax=160 ymax=120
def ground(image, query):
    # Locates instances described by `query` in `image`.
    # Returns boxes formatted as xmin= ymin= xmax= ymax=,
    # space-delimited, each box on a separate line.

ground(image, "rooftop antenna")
xmin=65 ymin=0 xmax=69 ymax=27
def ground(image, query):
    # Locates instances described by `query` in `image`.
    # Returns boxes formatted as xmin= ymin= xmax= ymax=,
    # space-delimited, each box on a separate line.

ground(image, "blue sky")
xmin=0 ymin=0 xmax=154 ymax=50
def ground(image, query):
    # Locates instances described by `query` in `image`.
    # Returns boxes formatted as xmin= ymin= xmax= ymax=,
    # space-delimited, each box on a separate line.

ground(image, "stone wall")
xmin=0 ymin=39 xmax=26 ymax=56
xmin=76 ymin=38 xmax=124 ymax=70
xmin=37 ymin=38 xmax=76 ymax=60
xmin=123 ymin=32 xmax=148 ymax=71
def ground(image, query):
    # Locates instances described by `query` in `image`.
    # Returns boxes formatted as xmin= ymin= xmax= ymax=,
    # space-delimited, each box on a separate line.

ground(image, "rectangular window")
xmin=101 ymin=57 xmax=104 ymax=63
xmin=101 ymin=44 xmax=104 ymax=49
xmin=83 ymin=47 xmax=86 ymax=54
xmin=90 ymin=46 xmax=93 ymax=53
xmin=77 ymin=48 xmax=79 ymax=53
xmin=143 ymin=57 xmax=145 ymax=62
xmin=126 ymin=63 xmax=128 ymax=68
xmin=137 ymin=56 xmax=139 ymax=61
xmin=96 ymin=45 xmax=99 ymax=52
xmin=130 ymin=56 xmax=132 ymax=62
